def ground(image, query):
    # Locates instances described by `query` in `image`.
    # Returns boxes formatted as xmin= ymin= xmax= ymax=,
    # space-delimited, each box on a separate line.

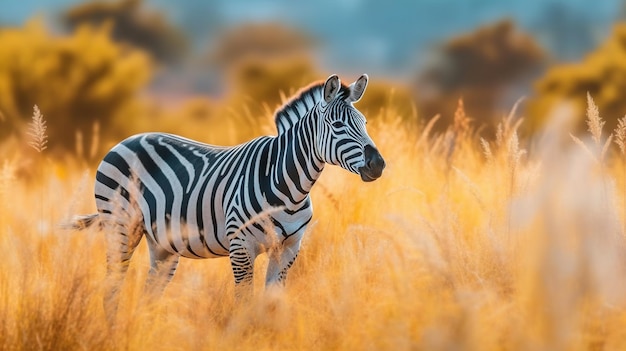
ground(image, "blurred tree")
xmin=227 ymin=57 xmax=319 ymax=122
xmin=207 ymin=22 xmax=316 ymax=71
xmin=528 ymin=23 xmax=626 ymax=134
xmin=228 ymin=59 xmax=417 ymax=134
xmin=416 ymin=20 xmax=545 ymax=132
xmin=356 ymin=79 xmax=416 ymax=123
xmin=63 ymin=0 xmax=188 ymax=65
xmin=207 ymin=22 xmax=318 ymax=121
xmin=206 ymin=22 xmax=415 ymax=129
xmin=0 ymin=20 xmax=151 ymax=158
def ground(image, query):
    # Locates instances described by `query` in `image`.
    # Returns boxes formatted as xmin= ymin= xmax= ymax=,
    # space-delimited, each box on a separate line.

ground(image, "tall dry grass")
xmin=2 ymin=98 xmax=626 ymax=350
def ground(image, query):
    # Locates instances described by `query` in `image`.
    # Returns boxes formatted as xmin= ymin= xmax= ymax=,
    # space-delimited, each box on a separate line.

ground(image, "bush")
xmin=528 ymin=23 xmax=626 ymax=133
xmin=63 ymin=0 xmax=188 ymax=65
xmin=226 ymin=57 xmax=320 ymax=124
xmin=0 ymin=20 xmax=152 ymax=158
xmin=417 ymin=20 xmax=545 ymax=133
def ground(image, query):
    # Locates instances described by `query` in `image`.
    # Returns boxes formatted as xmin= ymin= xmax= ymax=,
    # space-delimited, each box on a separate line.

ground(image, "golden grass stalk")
xmin=495 ymin=108 xmax=524 ymax=148
xmin=615 ymin=115 xmax=626 ymax=235
xmin=601 ymin=134 xmax=613 ymax=161
xmin=417 ymin=114 xmax=440 ymax=149
xmin=452 ymin=98 xmax=471 ymax=137
xmin=570 ymin=133 xmax=598 ymax=162
xmin=440 ymin=99 xmax=473 ymax=171
xmin=615 ymin=115 xmax=626 ymax=155
xmin=507 ymin=131 xmax=525 ymax=170
xmin=480 ymin=137 xmax=493 ymax=163
xmin=586 ymin=92 xmax=604 ymax=147
xmin=571 ymin=93 xmax=613 ymax=163
xmin=507 ymin=97 xmax=525 ymax=122
xmin=452 ymin=166 xmax=486 ymax=210
xmin=27 ymin=105 xmax=48 ymax=153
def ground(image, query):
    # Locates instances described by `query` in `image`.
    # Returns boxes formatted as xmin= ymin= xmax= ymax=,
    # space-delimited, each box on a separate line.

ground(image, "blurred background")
xmin=1 ymin=0 xmax=626 ymax=162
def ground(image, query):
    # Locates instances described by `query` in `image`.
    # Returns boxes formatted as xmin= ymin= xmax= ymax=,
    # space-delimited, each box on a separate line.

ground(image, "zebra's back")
xmin=95 ymin=132 xmax=249 ymax=258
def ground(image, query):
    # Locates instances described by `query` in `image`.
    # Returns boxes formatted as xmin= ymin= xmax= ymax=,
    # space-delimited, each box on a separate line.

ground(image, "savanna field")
xmin=2 ymin=91 xmax=626 ymax=351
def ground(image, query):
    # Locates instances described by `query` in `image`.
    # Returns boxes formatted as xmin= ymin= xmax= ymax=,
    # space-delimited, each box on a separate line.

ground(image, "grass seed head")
xmin=586 ymin=92 xmax=604 ymax=147
xmin=614 ymin=115 xmax=626 ymax=156
xmin=27 ymin=105 xmax=48 ymax=153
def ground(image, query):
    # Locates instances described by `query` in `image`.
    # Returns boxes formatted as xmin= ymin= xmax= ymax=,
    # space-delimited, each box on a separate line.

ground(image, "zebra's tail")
xmin=61 ymin=213 xmax=100 ymax=230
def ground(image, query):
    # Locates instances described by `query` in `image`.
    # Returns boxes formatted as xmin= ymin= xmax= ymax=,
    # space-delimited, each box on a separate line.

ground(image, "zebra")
xmin=71 ymin=74 xmax=385 ymax=319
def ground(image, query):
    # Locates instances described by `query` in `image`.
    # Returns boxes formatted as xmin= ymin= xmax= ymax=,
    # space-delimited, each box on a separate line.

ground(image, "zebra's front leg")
xmin=265 ymin=231 xmax=303 ymax=286
xmin=229 ymin=236 xmax=256 ymax=301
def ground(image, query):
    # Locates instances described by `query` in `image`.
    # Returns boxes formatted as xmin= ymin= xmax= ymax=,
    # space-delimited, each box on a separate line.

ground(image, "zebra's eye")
xmin=332 ymin=121 xmax=344 ymax=128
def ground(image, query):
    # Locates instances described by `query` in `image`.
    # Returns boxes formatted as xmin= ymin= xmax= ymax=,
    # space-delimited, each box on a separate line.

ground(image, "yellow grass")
xmin=2 ymin=101 xmax=626 ymax=350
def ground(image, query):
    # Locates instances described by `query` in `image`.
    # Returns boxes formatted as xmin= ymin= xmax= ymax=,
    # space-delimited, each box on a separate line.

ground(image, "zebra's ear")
xmin=348 ymin=74 xmax=368 ymax=103
xmin=323 ymin=74 xmax=341 ymax=104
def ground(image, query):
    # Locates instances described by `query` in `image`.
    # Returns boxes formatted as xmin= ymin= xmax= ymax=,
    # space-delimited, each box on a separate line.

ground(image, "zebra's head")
xmin=316 ymin=74 xmax=385 ymax=182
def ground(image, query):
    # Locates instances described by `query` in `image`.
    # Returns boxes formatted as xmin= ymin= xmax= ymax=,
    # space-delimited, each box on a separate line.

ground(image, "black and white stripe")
xmin=74 ymin=74 xmax=385 ymax=319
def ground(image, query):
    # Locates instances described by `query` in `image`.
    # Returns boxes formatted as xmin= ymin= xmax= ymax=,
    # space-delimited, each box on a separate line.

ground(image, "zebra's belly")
xmin=147 ymin=222 xmax=230 ymax=259
xmin=168 ymin=243 xmax=227 ymax=259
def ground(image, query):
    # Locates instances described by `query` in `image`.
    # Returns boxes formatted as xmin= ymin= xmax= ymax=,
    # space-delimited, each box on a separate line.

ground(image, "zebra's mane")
xmin=274 ymin=80 xmax=351 ymax=135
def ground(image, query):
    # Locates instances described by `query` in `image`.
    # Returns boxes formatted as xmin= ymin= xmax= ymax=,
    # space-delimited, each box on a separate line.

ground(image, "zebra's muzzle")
xmin=358 ymin=145 xmax=385 ymax=182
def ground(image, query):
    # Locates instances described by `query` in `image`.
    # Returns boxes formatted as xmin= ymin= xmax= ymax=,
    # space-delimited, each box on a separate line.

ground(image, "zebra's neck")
xmin=270 ymin=110 xmax=325 ymax=204
xmin=274 ymin=83 xmax=324 ymax=135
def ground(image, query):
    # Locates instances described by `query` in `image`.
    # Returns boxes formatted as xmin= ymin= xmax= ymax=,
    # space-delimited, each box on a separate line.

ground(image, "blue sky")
xmin=0 ymin=0 xmax=622 ymax=78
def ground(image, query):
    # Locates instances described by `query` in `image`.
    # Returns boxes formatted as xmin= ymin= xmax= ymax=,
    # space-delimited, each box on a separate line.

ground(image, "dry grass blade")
xmin=586 ymin=92 xmax=604 ymax=147
xmin=495 ymin=107 xmax=524 ymax=149
xmin=506 ymin=97 xmax=525 ymax=122
xmin=508 ymin=131 xmax=526 ymax=172
xmin=27 ymin=105 xmax=48 ymax=153
xmin=417 ymin=114 xmax=440 ymax=148
xmin=601 ymin=134 xmax=614 ymax=162
xmin=570 ymin=133 xmax=598 ymax=163
xmin=512 ymin=118 xmax=524 ymax=135
xmin=614 ymin=115 xmax=626 ymax=156
xmin=480 ymin=137 xmax=493 ymax=163
xmin=496 ymin=121 xmax=504 ymax=147
xmin=452 ymin=166 xmax=486 ymax=210
xmin=453 ymin=98 xmax=471 ymax=137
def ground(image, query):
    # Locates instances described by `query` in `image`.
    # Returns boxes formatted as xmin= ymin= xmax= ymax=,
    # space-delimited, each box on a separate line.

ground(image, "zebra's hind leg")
xmin=102 ymin=215 xmax=145 ymax=325
xmin=144 ymin=239 xmax=180 ymax=298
